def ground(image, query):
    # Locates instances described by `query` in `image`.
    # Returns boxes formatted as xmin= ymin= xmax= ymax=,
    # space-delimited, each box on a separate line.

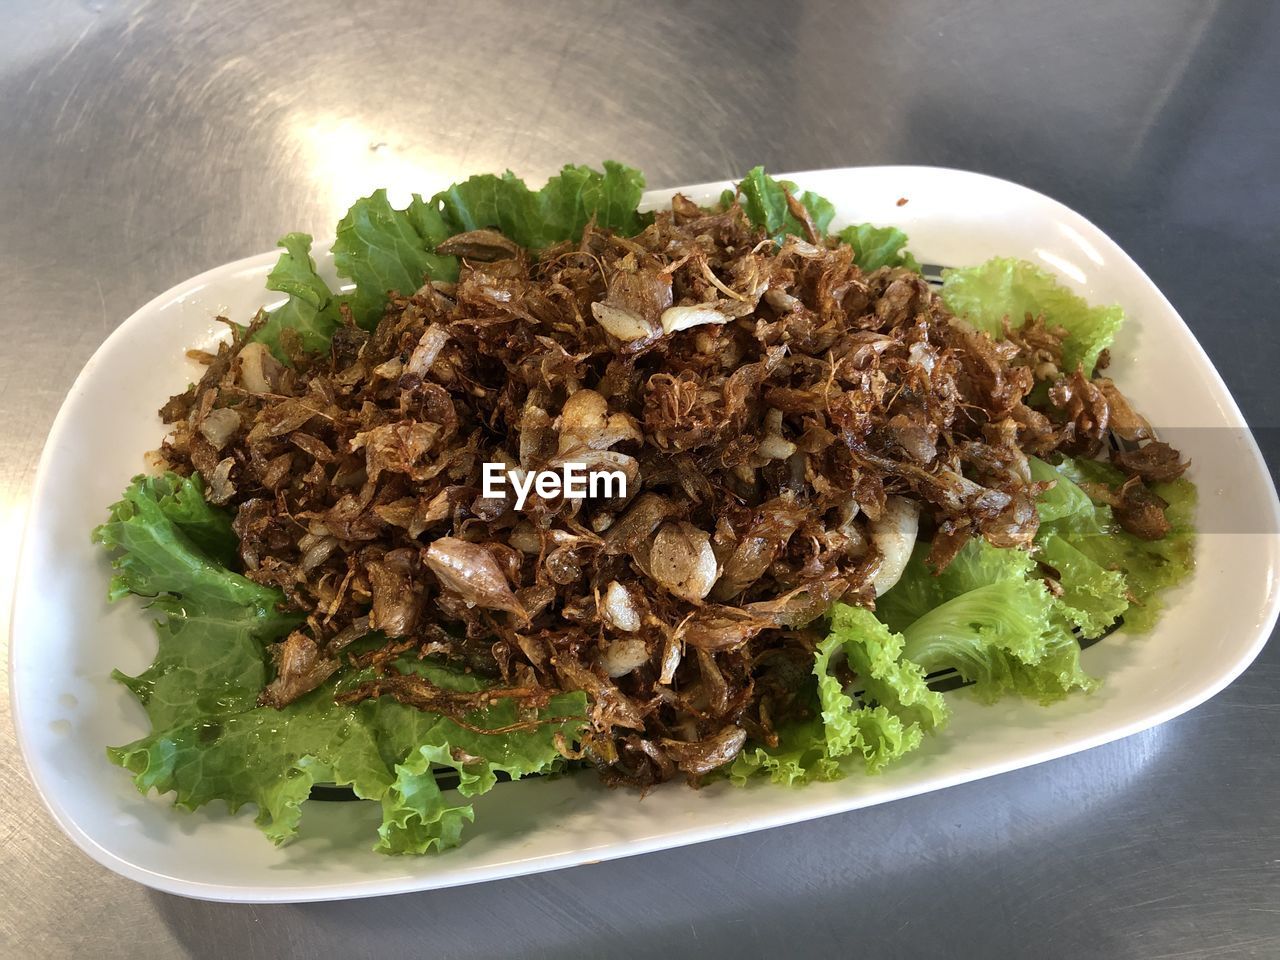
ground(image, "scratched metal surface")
xmin=2 ymin=1 xmax=1278 ymax=957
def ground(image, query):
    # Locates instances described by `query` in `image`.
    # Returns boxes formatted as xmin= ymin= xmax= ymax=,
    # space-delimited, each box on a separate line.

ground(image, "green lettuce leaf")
xmin=826 ymin=604 xmax=948 ymax=735
xmin=940 ymin=257 xmax=1124 ymax=375
xmin=879 ymin=458 xmax=1127 ymax=640
xmin=727 ymin=652 xmax=840 ymax=786
xmin=333 ymin=189 xmax=460 ymax=329
xmin=1030 ymin=456 xmax=1130 ymax=640
xmin=876 ymin=535 xmax=1095 ymax=705
xmin=93 ymin=473 xmax=297 ymax=627
xmin=97 ymin=474 xmax=586 ymax=853
xmin=836 ymin=223 xmax=921 ymax=272
xmin=898 ymin=580 xmax=1097 ymax=705
xmin=1042 ymin=456 xmax=1196 ymax=632
xmin=1037 ymin=531 xmax=1129 ymax=639
xmin=109 ymin=663 xmax=585 ymax=853
xmin=732 ymin=168 xmax=922 ymax=272
xmin=814 ymin=608 xmax=935 ymax=773
xmin=730 ymin=605 xmax=942 ymax=785
xmin=435 ymin=161 xmax=650 ymax=250
xmin=325 ymin=163 xmax=648 ymax=331
xmin=127 ymin=471 xmax=239 ymax=569
xmin=729 ymin=716 xmax=842 ymax=787
xmin=254 ymin=232 xmax=343 ymax=358
xmin=876 ymin=539 xmax=1038 ymax=635
xmin=1029 ymin=454 xmax=1095 ymax=523
xmin=733 ymin=166 xmax=836 ymax=240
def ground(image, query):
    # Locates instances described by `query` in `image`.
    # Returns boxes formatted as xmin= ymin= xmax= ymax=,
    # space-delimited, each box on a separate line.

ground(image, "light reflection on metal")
xmin=290 ymin=115 xmax=455 ymax=220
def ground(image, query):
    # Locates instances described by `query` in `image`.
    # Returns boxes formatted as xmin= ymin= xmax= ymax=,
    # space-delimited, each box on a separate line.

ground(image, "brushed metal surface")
xmin=2 ymin=1 xmax=1277 ymax=957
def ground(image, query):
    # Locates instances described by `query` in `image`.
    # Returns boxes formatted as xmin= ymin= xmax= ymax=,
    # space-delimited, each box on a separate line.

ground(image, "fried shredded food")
xmin=156 ymin=197 xmax=1185 ymax=786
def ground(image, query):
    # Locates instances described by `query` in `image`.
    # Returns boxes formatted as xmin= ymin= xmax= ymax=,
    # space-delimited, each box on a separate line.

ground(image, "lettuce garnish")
xmin=97 ymin=474 xmax=585 ymax=853
xmin=436 ymin=161 xmax=651 ymax=248
xmin=877 ymin=539 xmax=1096 ymax=705
xmin=940 ymin=257 xmax=1124 ymax=375
xmin=732 ymin=166 xmax=836 ymax=240
xmin=255 ymin=162 xmax=651 ymax=355
xmin=734 ymin=206 xmax=1192 ymax=786
xmin=728 ymin=166 xmax=920 ymax=272
xmin=836 ymin=223 xmax=921 ymax=272
xmin=741 ymin=460 xmax=1192 ymax=790
xmin=898 ymin=580 xmax=1096 ymax=705
xmin=731 ymin=606 xmax=945 ymax=785
xmin=334 ymin=189 xmax=459 ymax=329
xmin=1036 ymin=456 xmax=1196 ymax=633
xmin=256 ymin=232 xmax=343 ymax=355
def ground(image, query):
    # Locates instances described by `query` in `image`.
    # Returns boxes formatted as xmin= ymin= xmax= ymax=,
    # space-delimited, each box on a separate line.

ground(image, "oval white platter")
xmin=11 ymin=167 xmax=1280 ymax=902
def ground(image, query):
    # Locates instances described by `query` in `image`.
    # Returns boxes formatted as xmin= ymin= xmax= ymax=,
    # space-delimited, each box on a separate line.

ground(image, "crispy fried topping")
xmin=156 ymin=197 xmax=1183 ymax=786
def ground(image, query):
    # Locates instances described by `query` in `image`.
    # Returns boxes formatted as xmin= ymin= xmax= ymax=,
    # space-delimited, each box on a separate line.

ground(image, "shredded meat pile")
xmin=157 ymin=196 xmax=1185 ymax=786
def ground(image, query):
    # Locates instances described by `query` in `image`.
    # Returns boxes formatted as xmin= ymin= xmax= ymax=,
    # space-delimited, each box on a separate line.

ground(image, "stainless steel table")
xmin=3 ymin=1 xmax=1277 ymax=956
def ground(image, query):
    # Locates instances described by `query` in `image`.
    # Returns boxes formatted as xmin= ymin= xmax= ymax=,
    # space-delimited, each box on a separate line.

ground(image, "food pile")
xmin=96 ymin=165 xmax=1195 ymax=852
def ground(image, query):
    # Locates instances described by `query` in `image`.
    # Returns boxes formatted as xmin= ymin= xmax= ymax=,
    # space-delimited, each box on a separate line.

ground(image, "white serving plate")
xmin=11 ymin=167 xmax=1280 ymax=903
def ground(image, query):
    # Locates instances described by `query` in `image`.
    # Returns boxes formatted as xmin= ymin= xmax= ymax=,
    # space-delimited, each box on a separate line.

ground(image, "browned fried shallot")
xmin=155 ymin=195 xmax=1183 ymax=786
